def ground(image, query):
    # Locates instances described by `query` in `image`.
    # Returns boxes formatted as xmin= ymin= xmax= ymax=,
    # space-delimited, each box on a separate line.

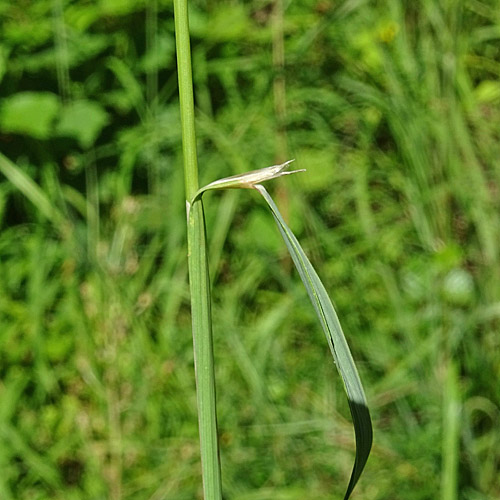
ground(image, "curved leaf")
xmin=255 ymin=184 xmax=372 ymax=500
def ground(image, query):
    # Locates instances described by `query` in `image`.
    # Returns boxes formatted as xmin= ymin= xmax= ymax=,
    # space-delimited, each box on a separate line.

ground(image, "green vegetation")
xmin=1 ymin=1 xmax=500 ymax=499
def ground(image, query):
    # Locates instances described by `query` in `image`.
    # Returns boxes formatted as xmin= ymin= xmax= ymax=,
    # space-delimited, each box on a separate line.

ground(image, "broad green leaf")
xmin=189 ymin=4 xmax=251 ymax=42
xmin=55 ymin=99 xmax=109 ymax=148
xmin=192 ymin=161 xmax=373 ymax=499
xmin=474 ymin=80 xmax=500 ymax=104
xmin=139 ymin=35 xmax=176 ymax=73
xmin=0 ymin=92 xmax=60 ymax=139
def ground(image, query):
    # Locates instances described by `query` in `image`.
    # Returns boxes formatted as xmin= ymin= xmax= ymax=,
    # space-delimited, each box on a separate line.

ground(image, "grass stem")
xmin=173 ymin=1 xmax=223 ymax=498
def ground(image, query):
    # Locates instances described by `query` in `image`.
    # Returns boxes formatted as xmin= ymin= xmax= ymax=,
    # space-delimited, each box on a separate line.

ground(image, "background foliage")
xmin=1 ymin=0 xmax=499 ymax=499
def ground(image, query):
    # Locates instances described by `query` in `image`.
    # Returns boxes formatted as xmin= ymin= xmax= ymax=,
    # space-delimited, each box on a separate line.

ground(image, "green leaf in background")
xmin=139 ymin=35 xmax=176 ymax=73
xmin=474 ymin=80 xmax=500 ymax=104
xmin=0 ymin=153 xmax=65 ymax=227
xmin=189 ymin=4 xmax=251 ymax=42
xmin=0 ymin=46 xmax=7 ymax=85
xmin=98 ymin=0 xmax=142 ymax=16
xmin=295 ymin=148 xmax=337 ymax=193
xmin=0 ymin=92 xmax=60 ymax=139
xmin=241 ymin=210 xmax=283 ymax=254
xmin=55 ymin=99 xmax=109 ymax=148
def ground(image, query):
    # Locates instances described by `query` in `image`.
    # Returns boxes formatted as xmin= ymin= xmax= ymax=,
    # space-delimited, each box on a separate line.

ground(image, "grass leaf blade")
xmin=0 ymin=153 xmax=65 ymax=226
xmin=255 ymin=185 xmax=373 ymax=500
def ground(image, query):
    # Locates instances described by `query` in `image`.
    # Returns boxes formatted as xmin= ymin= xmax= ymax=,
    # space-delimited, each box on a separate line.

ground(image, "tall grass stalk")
xmin=173 ymin=1 xmax=223 ymax=499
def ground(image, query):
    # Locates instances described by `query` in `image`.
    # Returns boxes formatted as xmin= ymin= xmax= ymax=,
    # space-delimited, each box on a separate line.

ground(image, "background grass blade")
xmin=0 ymin=153 xmax=65 ymax=228
xmin=255 ymin=184 xmax=373 ymax=500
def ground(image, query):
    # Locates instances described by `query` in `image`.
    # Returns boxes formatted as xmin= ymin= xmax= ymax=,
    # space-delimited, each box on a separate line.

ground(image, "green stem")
xmin=173 ymin=1 xmax=222 ymax=499
xmin=173 ymin=0 xmax=198 ymax=200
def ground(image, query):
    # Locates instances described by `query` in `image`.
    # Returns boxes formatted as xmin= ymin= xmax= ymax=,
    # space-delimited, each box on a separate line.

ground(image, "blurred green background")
xmin=1 ymin=0 xmax=499 ymax=499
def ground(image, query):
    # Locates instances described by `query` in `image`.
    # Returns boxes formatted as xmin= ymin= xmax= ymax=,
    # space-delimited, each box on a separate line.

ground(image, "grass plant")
xmin=192 ymin=161 xmax=373 ymax=498
xmin=0 ymin=1 xmax=499 ymax=499
xmin=175 ymin=0 xmax=372 ymax=493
